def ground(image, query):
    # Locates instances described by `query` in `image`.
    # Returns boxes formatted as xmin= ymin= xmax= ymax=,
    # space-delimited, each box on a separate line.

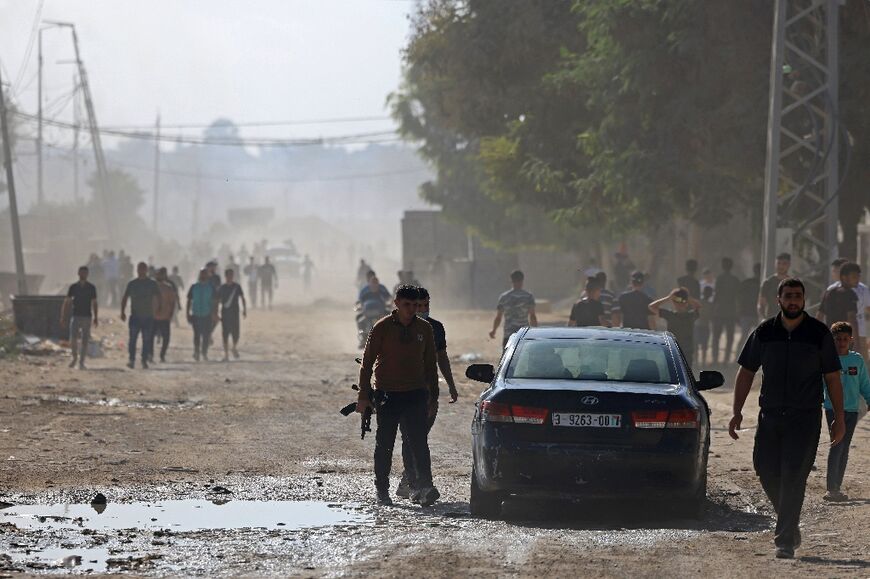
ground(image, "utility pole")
xmin=72 ymin=74 xmax=79 ymax=201
xmin=762 ymin=0 xmax=842 ymax=298
xmin=0 ymin=70 xmax=29 ymax=295
xmin=65 ymin=22 xmax=115 ymax=243
xmin=37 ymin=27 xmax=44 ymax=205
xmin=192 ymin=168 xmax=201 ymax=238
xmin=152 ymin=114 xmax=160 ymax=233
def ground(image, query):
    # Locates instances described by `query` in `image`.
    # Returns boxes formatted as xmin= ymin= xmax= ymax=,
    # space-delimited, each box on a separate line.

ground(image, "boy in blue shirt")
xmin=823 ymin=321 xmax=870 ymax=501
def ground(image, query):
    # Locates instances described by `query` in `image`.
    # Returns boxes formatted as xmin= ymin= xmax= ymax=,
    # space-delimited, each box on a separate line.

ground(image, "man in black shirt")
xmin=730 ymin=277 xmax=845 ymax=559
xmin=569 ymin=278 xmax=607 ymax=327
xmin=616 ymin=271 xmax=652 ymax=330
xmin=677 ymin=259 xmax=701 ymax=300
xmin=649 ymin=288 xmax=701 ymax=363
xmin=819 ymin=262 xmax=860 ymax=328
xmin=712 ymin=257 xmax=741 ymax=364
xmin=61 ymin=266 xmax=98 ymax=370
xmin=396 ymin=287 xmax=459 ymax=500
xmin=738 ymin=263 xmax=761 ymax=341
xmin=218 ymin=269 xmax=247 ymax=361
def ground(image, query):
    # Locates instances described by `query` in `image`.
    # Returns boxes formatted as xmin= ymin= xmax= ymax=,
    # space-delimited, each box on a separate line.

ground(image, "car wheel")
xmin=675 ymin=469 xmax=707 ymax=520
xmin=470 ymin=464 xmax=503 ymax=519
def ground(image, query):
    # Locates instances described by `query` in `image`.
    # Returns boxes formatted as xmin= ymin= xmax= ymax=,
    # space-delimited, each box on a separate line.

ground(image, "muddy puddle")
xmin=1 ymin=499 xmax=369 ymax=532
xmin=1 ymin=499 xmax=370 ymax=574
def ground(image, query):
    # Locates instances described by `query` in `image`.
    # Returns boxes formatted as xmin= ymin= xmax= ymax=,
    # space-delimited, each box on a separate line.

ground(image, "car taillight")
xmin=666 ymin=408 xmax=699 ymax=429
xmin=632 ymin=410 xmax=669 ymax=429
xmin=632 ymin=409 xmax=699 ymax=429
xmin=481 ymin=401 xmax=513 ymax=423
xmin=481 ymin=401 xmax=548 ymax=425
xmin=511 ymin=405 xmax=549 ymax=425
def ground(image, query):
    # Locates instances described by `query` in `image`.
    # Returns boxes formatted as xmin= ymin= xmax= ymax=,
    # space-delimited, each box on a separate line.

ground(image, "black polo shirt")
xmin=737 ymin=313 xmax=840 ymax=410
xmin=425 ymin=316 xmax=447 ymax=352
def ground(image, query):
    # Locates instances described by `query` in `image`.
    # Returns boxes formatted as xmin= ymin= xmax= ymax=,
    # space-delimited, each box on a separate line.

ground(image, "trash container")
xmin=11 ymin=295 xmax=66 ymax=340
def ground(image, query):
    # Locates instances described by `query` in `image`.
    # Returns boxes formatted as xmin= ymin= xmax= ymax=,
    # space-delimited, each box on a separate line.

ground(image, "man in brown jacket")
xmin=357 ymin=285 xmax=440 ymax=506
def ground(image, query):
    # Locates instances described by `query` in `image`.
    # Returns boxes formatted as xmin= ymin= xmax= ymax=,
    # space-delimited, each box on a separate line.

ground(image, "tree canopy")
xmin=394 ymin=0 xmax=870 ymax=253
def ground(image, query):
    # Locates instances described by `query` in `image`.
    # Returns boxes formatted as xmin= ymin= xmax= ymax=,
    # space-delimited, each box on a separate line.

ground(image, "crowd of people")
xmin=494 ymin=252 xmax=870 ymax=367
xmin=61 ymin=256 xmax=260 ymax=370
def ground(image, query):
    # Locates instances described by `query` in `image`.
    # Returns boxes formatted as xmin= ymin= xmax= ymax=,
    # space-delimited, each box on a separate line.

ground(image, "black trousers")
xmin=400 ymin=405 xmax=437 ymax=488
xmin=825 ymin=410 xmax=859 ymax=492
xmin=153 ymin=320 xmax=171 ymax=359
xmin=711 ymin=316 xmax=737 ymax=363
xmin=374 ymin=389 xmax=432 ymax=492
xmin=753 ymin=408 xmax=821 ymax=549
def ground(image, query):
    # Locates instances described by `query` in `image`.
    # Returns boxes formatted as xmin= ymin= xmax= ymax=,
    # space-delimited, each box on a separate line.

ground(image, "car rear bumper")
xmin=474 ymin=439 xmax=704 ymax=499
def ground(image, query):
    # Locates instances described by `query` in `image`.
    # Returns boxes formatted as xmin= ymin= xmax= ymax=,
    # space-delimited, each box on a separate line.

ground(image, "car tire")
xmin=470 ymin=465 xmax=503 ymax=519
xmin=676 ymin=469 xmax=707 ymax=520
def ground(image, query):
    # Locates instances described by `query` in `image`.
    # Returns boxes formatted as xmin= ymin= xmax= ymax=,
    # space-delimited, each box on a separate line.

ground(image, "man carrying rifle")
xmin=357 ymin=285 xmax=440 ymax=507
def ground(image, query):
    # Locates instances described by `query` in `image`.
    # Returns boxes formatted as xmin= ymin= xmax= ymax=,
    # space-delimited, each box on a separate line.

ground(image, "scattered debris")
xmin=457 ymin=352 xmax=483 ymax=363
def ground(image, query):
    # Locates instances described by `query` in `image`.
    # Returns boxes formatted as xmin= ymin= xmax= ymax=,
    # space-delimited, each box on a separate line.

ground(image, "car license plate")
xmin=552 ymin=413 xmax=622 ymax=428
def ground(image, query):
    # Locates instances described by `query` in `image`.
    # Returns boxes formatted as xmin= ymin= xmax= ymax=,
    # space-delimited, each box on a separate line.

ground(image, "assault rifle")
xmin=340 ymin=384 xmax=374 ymax=440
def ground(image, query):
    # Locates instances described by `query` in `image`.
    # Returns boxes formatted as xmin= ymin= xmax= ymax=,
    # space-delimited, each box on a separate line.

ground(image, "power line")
xmin=100 ymin=115 xmax=393 ymax=131
xmin=13 ymin=111 xmax=401 ymax=147
xmin=37 ymin=139 xmax=429 ymax=184
xmin=12 ymin=0 xmax=45 ymax=93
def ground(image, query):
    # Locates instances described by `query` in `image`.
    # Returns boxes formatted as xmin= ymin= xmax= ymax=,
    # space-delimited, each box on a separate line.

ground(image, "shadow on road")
xmin=799 ymin=556 xmax=870 ymax=568
xmin=494 ymin=496 xmax=771 ymax=533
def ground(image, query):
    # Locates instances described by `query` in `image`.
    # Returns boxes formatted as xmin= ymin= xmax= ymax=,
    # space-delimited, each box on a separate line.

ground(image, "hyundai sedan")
xmin=466 ymin=327 xmax=723 ymax=518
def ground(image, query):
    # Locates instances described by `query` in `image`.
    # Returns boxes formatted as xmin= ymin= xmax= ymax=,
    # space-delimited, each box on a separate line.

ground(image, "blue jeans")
xmin=825 ymin=410 xmax=859 ymax=492
xmin=128 ymin=314 xmax=154 ymax=362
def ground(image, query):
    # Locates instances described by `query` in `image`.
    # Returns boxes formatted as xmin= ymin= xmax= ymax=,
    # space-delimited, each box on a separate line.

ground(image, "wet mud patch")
xmin=13 ymin=394 xmax=204 ymax=410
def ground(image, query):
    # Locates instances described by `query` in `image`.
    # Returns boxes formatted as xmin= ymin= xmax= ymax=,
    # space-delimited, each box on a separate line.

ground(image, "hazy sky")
xmin=0 ymin=0 xmax=416 ymax=141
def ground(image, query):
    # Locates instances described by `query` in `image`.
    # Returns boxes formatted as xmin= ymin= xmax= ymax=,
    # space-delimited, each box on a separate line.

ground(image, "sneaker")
xmin=411 ymin=486 xmax=440 ymax=507
xmin=69 ymin=358 xmax=78 ymax=369
xmin=222 ymin=354 xmax=229 ymax=362
xmin=232 ymin=348 xmax=239 ymax=359
xmin=376 ymin=489 xmax=393 ymax=506
xmin=202 ymin=353 xmax=209 ymax=362
xmin=160 ymin=355 xmax=166 ymax=363
xmin=823 ymin=490 xmax=848 ymax=502
xmin=78 ymin=362 xmax=86 ymax=370
xmin=141 ymin=359 xmax=149 ymax=369
xmin=194 ymin=352 xmax=200 ymax=362
xmin=396 ymin=480 xmax=412 ymax=499
xmin=127 ymin=360 xmax=135 ymax=369
xmin=775 ymin=547 xmax=794 ymax=559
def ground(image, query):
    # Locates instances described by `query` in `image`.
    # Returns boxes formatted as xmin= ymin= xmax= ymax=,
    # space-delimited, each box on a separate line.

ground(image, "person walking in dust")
xmin=218 ymin=269 xmax=247 ymax=361
xmin=120 ymin=261 xmax=161 ymax=369
xmin=60 ymin=265 xmax=98 ymax=370
xmin=489 ymin=270 xmax=537 ymax=347
xmin=259 ymin=256 xmax=278 ymax=309
xmin=244 ymin=256 xmax=258 ymax=309
xmin=187 ymin=268 xmax=217 ymax=362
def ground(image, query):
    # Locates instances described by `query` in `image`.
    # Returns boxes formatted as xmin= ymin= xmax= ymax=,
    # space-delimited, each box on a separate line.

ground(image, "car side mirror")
xmin=698 ymin=370 xmax=724 ymax=391
xmin=466 ymin=363 xmax=495 ymax=384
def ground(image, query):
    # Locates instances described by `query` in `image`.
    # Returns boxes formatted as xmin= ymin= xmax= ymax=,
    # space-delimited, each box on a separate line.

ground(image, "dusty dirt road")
xmin=2 ymin=302 xmax=870 ymax=576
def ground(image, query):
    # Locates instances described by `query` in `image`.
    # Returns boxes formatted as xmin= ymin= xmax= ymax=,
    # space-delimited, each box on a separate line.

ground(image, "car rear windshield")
xmin=506 ymin=338 xmax=677 ymax=384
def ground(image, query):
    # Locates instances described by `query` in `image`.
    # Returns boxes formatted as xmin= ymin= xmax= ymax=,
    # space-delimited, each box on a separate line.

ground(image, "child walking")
xmin=823 ymin=321 xmax=870 ymax=501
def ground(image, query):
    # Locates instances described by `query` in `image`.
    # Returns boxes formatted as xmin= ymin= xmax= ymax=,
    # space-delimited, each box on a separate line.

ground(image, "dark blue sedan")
xmin=467 ymin=327 xmax=723 ymax=518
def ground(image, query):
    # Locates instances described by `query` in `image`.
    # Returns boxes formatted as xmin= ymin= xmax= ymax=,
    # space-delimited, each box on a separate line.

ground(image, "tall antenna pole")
xmin=0 ymin=70 xmax=29 ymax=295
xmin=68 ymin=24 xmax=115 ymax=242
xmin=152 ymin=113 xmax=160 ymax=233
xmin=762 ymin=0 xmax=842 ymax=299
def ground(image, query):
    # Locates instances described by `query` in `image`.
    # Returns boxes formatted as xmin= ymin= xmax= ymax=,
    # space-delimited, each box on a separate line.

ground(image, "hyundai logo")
xmin=581 ymin=396 xmax=599 ymax=405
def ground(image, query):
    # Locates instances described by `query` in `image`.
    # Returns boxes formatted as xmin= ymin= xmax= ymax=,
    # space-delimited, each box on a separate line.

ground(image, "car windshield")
xmin=506 ymin=338 xmax=677 ymax=384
